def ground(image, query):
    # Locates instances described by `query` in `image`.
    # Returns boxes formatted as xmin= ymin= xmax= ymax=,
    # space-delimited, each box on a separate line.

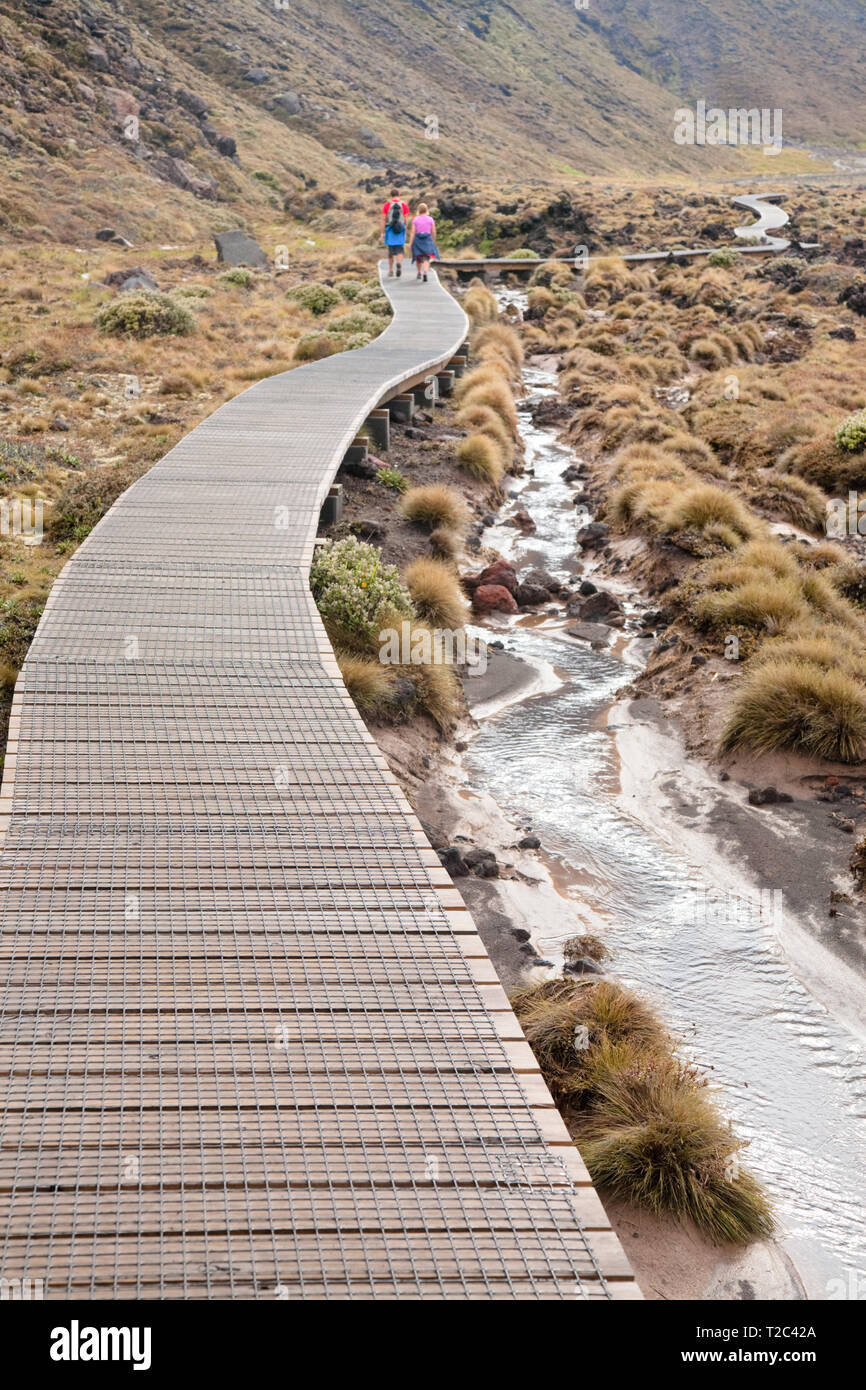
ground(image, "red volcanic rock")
xmin=472 ymin=583 xmax=519 ymax=615
xmin=507 ymin=507 xmax=536 ymax=535
xmin=462 ymin=559 xmax=518 ymax=595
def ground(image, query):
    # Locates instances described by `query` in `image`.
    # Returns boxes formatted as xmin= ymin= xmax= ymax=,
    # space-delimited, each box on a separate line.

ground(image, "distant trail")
xmin=438 ymin=193 xmax=813 ymax=273
xmin=731 ymin=193 xmax=791 ymax=251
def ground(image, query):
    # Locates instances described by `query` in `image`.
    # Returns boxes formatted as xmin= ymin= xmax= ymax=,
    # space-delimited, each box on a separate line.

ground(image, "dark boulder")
xmin=566 ymin=621 xmax=612 ymax=645
xmin=214 ymin=229 xmax=268 ymax=267
xmin=176 ymin=88 xmax=208 ymax=118
xmin=515 ymin=581 xmax=551 ymax=607
xmin=438 ymin=846 xmax=469 ymax=878
xmin=104 ymin=267 xmax=158 ymax=292
xmin=568 ymin=589 xmax=624 ymax=625
xmin=150 ymin=154 xmax=218 ymax=200
xmin=576 ymin=521 xmax=610 ymax=549
xmin=507 ymin=506 xmax=536 ymax=535
xmin=564 ymin=956 xmax=605 ymax=976
xmin=274 ymin=91 xmax=301 ymax=114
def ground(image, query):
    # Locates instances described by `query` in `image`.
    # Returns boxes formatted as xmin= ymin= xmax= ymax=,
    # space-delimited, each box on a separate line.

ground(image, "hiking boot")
xmin=396 ymin=264 xmax=401 ymax=277
xmin=423 ymin=273 xmax=428 ymax=282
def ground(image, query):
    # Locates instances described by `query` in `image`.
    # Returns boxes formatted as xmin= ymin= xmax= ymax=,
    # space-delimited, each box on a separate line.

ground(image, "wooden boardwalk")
xmin=0 ymin=267 xmax=639 ymax=1299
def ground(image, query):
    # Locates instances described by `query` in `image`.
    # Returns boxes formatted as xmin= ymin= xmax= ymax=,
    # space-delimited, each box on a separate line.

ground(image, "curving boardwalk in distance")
xmin=0 ymin=266 xmax=638 ymax=1299
xmin=439 ymin=192 xmax=816 ymax=273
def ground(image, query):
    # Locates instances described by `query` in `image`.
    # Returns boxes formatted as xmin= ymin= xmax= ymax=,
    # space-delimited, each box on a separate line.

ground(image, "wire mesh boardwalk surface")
xmin=0 ymin=267 xmax=639 ymax=1300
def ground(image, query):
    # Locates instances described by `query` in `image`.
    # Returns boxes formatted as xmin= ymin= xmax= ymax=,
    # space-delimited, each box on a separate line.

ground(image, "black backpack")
xmin=387 ymin=201 xmax=405 ymax=233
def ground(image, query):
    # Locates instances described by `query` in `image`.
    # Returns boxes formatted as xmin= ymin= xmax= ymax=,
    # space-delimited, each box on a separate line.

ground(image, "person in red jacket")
xmin=381 ymin=190 xmax=410 ymax=277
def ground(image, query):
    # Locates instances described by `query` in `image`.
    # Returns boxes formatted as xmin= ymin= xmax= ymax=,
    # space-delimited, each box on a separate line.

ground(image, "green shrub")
xmin=94 ymin=291 xmax=195 ymax=338
xmin=310 ymin=537 xmax=413 ymax=648
xmin=505 ymin=248 xmax=540 ymax=260
xmin=48 ymin=461 xmax=146 ymax=544
xmin=377 ymin=467 xmax=409 ymax=493
xmin=835 ymin=409 xmax=866 ymax=454
xmin=330 ymin=310 xmax=382 ymax=337
xmin=217 ymin=268 xmax=254 ymax=288
xmin=339 ymin=333 xmax=372 ymax=351
xmin=338 ymin=280 xmax=364 ymax=300
xmin=706 ymin=248 xmax=740 ymax=267
xmin=172 ymin=283 xmax=212 ymax=300
xmin=355 ymin=284 xmax=390 ymax=311
xmin=286 ymin=282 xmax=341 ymax=315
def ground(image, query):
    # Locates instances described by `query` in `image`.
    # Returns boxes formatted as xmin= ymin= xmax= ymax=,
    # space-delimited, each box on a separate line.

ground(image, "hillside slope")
xmin=2 ymin=0 xmax=863 ymax=249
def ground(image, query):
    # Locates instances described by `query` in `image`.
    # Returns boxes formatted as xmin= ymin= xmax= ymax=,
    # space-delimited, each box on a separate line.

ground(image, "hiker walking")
xmin=382 ymin=189 xmax=409 ymax=277
xmin=409 ymin=203 xmax=440 ymax=282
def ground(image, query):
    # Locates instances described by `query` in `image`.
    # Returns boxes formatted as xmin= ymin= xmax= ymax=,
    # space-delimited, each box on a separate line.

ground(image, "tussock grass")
xmin=661 ymin=483 xmax=756 ymax=542
xmin=337 ymin=653 xmax=395 ymax=714
xmin=750 ymin=473 xmax=827 ymax=532
xmin=458 ymin=378 xmax=519 ymax=437
xmin=404 ymin=631 xmax=461 ymax=729
xmin=784 ymin=433 xmax=865 ymax=491
xmin=428 ymin=525 xmax=459 ymax=559
xmin=455 ymin=402 xmax=513 ymax=458
xmin=404 ymin=557 xmax=468 ymax=629
xmin=692 ymin=576 xmax=806 ymax=633
xmin=512 ymin=979 xmax=773 ymax=1244
xmin=473 ymin=321 xmax=523 ymax=374
xmin=400 ymin=485 xmax=468 ymax=532
xmin=456 ymin=433 xmax=504 ymax=485
xmin=454 ymin=361 xmax=511 ymax=400
xmin=689 ymin=334 xmax=737 ymax=368
xmin=463 ymin=285 xmax=498 ymax=325
xmin=721 ymin=660 xmax=866 ymax=762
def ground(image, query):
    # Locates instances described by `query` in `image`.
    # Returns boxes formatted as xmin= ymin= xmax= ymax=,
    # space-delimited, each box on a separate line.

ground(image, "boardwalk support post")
xmin=319 ymin=484 xmax=344 ymax=528
xmin=436 ymin=370 xmax=455 ymax=396
xmin=366 ymin=409 xmax=390 ymax=450
xmin=388 ymin=394 xmax=414 ymax=424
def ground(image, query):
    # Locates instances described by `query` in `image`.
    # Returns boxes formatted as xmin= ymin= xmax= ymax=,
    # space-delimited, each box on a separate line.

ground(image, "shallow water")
xmin=465 ymin=308 xmax=866 ymax=1297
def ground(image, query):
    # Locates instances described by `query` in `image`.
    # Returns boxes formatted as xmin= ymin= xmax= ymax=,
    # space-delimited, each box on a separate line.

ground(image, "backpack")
xmin=387 ymin=201 xmax=405 ymax=233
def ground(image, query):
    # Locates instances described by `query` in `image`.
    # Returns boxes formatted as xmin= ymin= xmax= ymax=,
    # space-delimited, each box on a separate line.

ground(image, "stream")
xmin=462 ymin=289 xmax=866 ymax=1299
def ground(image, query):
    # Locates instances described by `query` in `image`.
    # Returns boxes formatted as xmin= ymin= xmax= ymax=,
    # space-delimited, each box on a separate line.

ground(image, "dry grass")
xmin=400 ymin=484 xmax=468 ymax=531
xmin=337 ymin=653 xmax=395 ymax=714
xmin=454 ymin=402 xmax=513 ymax=458
xmin=455 ymin=433 xmax=504 ymax=485
xmin=661 ymin=483 xmax=756 ymax=542
xmin=428 ymin=525 xmax=459 ymax=559
xmin=721 ymin=660 xmax=866 ymax=762
xmin=457 ymin=377 xmax=519 ymax=437
xmin=473 ymin=321 xmax=524 ymax=374
xmin=512 ymin=979 xmax=773 ymax=1244
xmin=463 ymin=285 xmax=498 ymax=325
xmin=404 ymin=557 xmax=468 ymax=629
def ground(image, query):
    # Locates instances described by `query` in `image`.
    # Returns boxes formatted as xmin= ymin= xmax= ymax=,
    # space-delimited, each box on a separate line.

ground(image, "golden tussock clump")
xmin=455 ymin=433 xmax=505 ymax=485
xmin=337 ymin=653 xmax=395 ymax=714
xmin=511 ymin=978 xmax=773 ymax=1245
xmin=404 ymin=557 xmax=469 ymax=629
xmin=463 ymin=284 xmax=498 ymax=325
xmin=400 ymin=485 xmax=468 ymax=532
